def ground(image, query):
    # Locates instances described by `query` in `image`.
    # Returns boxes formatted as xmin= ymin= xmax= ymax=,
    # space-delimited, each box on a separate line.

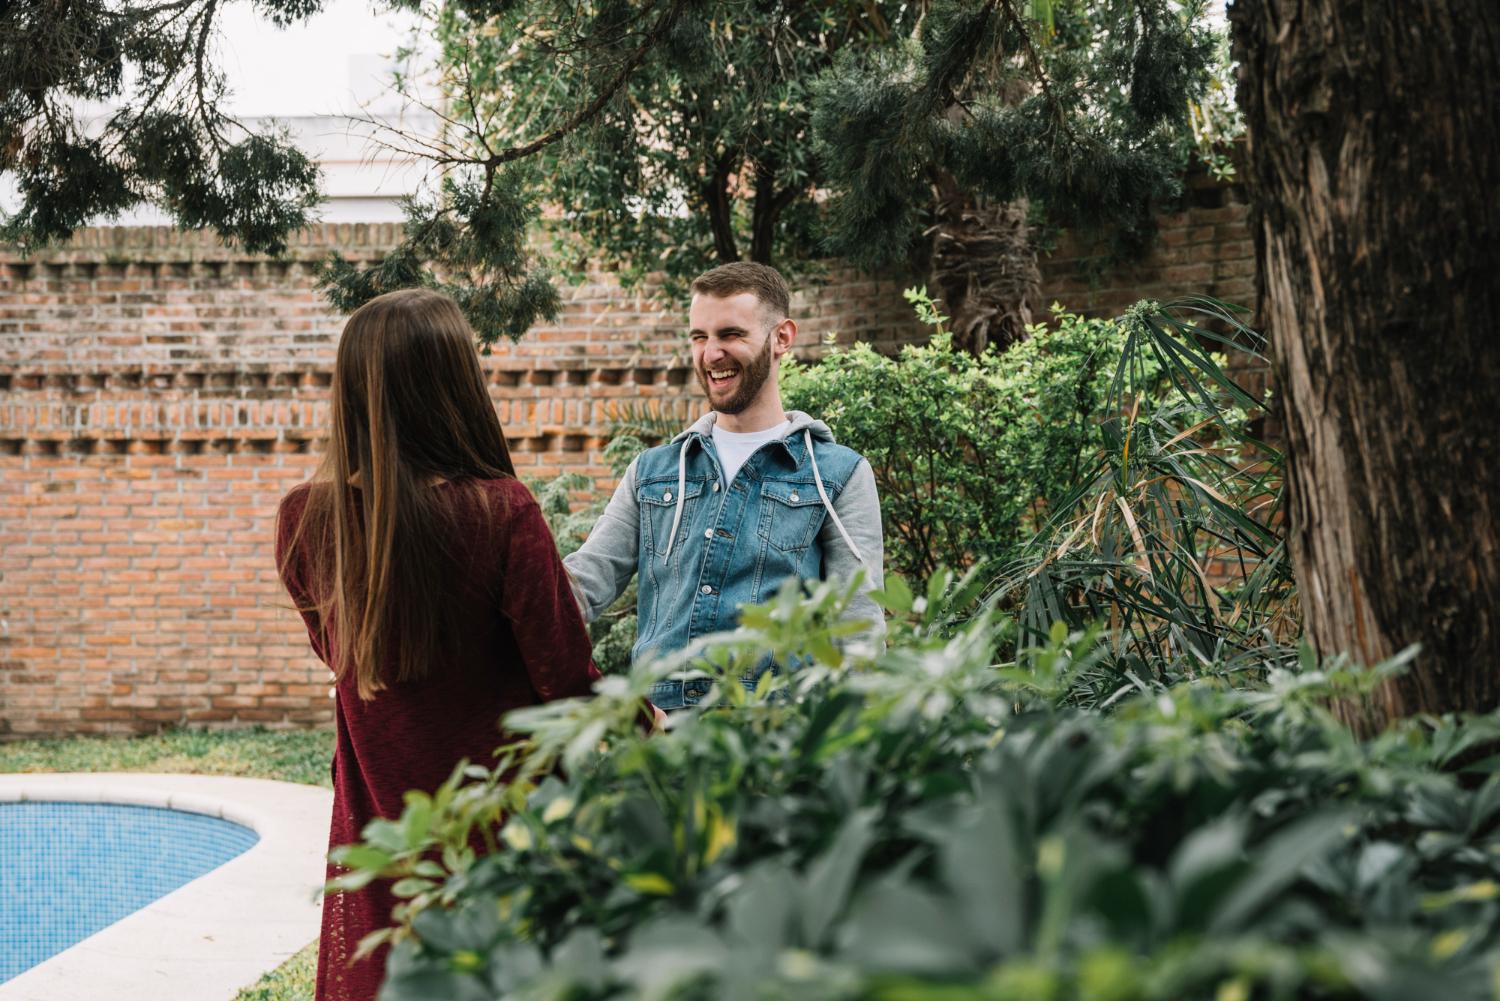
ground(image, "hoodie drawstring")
xmin=661 ymin=428 xmax=863 ymax=566
xmin=661 ymin=439 xmax=689 ymax=564
xmin=805 ymin=430 xmax=863 ymax=563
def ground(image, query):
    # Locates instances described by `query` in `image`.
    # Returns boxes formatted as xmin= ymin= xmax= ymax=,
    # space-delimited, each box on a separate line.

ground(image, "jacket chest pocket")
xmin=758 ymin=482 xmax=826 ymax=553
xmin=640 ymin=481 xmax=704 ymax=555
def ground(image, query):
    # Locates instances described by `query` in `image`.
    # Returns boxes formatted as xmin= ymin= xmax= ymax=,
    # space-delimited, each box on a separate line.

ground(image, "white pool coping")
xmin=0 ymin=773 xmax=333 ymax=1001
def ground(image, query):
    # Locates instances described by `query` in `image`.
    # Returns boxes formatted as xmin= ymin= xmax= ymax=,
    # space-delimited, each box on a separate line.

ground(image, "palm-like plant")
xmin=1001 ymin=297 xmax=1297 ymax=703
xmin=603 ymin=400 xmax=694 ymax=446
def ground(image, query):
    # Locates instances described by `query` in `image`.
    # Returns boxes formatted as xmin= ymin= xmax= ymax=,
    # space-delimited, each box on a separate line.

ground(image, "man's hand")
xmin=652 ymin=705 xmax=668 ymax=734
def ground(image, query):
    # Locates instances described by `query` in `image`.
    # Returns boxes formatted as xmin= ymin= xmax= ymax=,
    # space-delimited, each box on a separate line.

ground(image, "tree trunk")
xmin=749 ymin=152 xmax=800 ymax=265
xmin=929 ymin=172 xmax=1041 ymax=355
xmin=702 ymin=147 xmax=741 ymax=263
xmin=1232 ymin=0 xmax=1500 ymax=725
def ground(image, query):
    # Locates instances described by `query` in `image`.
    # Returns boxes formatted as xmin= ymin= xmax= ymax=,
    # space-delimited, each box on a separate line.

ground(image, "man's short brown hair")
xmin=689 ymin=262 xmax=790 ymax=322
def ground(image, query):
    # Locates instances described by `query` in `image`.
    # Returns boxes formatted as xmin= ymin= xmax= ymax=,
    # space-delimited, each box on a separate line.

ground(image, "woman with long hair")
xmin=276 ymin=288 xmax=605 ymax=1001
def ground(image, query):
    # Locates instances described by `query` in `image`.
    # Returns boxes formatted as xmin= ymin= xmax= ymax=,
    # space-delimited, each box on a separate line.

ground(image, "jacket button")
xmin=790 ymin=491 xmax=799 ymax=502
xmin=701 ymin=584 xmax=713 ymax=595
xmin=712 ymin=482 xmax=720 ymax=492
xmin=704 ymin=529 xmax=713 ymax=539
xmin=663 ymin=491 xmax=672 ymax=501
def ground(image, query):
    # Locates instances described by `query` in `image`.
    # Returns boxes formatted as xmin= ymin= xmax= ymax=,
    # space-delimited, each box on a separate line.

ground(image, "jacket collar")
xmin=671 ymin=410 xmax=836 ymax=473
xmin=670 ymin=409 xmax=836 ymax=444
xmin=673 ymin=412 xmax=816 ymax=471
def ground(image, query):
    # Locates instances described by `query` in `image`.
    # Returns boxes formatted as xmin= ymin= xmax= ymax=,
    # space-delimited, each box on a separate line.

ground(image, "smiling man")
xmin=563 ymin=262 xmax=885 ymax=708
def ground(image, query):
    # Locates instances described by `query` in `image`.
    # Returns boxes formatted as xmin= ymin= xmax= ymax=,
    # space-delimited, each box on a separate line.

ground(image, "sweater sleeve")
xmin=275 ymin=485 xmax=332 ymax=667
xmin=562 ymin=457 xmax=643 ymax=622
xmin=819 ymin=458 xmax=886 ymax=643
xmin=499 ymin=485 xmax=603 ymax=701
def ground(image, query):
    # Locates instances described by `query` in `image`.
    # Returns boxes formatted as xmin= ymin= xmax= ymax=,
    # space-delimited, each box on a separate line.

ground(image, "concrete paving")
xmin=0 ymin=773 xmax=333 ymax=1001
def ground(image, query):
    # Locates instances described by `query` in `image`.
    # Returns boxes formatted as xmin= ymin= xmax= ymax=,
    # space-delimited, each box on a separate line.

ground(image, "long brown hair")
xmin=283 ymin=288 xmax=516 ymax=699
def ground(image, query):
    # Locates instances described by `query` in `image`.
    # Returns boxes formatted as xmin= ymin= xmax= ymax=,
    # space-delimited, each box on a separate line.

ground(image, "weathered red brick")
xmin=1 ymin=182 xmax=1256 ymax=736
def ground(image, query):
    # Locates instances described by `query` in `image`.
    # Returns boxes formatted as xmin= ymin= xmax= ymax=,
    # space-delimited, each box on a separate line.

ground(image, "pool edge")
xmin=0 ymin=773 xmax=331 ymax=1001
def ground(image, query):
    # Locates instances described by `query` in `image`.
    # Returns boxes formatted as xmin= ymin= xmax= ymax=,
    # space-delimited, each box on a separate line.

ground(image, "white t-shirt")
xmin=711 ymin=419 xmax=791 ymax=486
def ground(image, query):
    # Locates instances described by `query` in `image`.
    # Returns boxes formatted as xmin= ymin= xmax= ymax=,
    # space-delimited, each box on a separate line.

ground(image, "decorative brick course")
xmin=0 ymin=183 xmax=1258 ymax=738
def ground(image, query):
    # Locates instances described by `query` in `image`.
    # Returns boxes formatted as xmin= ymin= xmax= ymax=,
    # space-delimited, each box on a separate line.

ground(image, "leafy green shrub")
xmin=531 ymin=291 xmax=1288 ymax=692
xmin=780 ymin=290 xmax=1132 ymax=580
xmin=331 ymin=576 xmax=1500 ymax=1001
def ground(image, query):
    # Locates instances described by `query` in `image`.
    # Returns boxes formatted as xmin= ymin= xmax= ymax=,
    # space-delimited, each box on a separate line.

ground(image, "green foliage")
xmin=811 ymin=0 xmax=1220 ymax=268
xmin=1185 ymin=29 xmax=1244 ymax=182
xmin=781 ymin=287 xmax=1134 ymax=580
xmin=330 ymin=577 xmax=1500 ymax=1001
xmin=1003 ymin=296 xmax=1294 ymax=699
xmin=525 ymin=290 xmax=1279 ymax=693
xmin=315 ymin=0 xmax=1228 ymax=331
xmin=424 ymin=0 xmax=889 ymax=296
xmin=314 ymin=171 xmax=561 ymax=350
xmin=0 ymin=1 xmax=323 ymax=254
xmin=0 ymin=726 xmax=335 ymax=788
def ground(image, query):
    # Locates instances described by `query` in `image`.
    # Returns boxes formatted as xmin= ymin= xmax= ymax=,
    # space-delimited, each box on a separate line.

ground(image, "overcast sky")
xmin=216 ymin=0 xmax=424 ymax=118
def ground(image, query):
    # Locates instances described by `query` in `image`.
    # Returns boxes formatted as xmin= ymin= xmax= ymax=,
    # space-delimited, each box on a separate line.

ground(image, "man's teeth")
xmin=710 ymin=369 xmax=737 ymax=381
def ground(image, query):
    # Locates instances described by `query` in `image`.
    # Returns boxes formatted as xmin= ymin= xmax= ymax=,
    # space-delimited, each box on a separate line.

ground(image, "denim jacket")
xmin=563 ymin=411 xmax=885 ymax=706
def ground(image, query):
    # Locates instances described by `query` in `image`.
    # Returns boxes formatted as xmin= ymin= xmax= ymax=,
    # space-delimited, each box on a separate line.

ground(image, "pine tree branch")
xmin=130 ymin=0 xmax=210 ymax=16
xmin=997 ymin=0 xmax=1078 ymax=146
xmin=934 ymin=0 xmax=999 ymax=107
xmin=192 ymin=0 xmax=223 ymax=145
xmin=472 ymin=0 xmax=689 ymax=170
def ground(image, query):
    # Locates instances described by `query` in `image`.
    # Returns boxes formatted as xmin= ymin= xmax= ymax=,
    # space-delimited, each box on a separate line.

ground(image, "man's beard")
xmin=697 ymin=330 xmax=774 ymax=415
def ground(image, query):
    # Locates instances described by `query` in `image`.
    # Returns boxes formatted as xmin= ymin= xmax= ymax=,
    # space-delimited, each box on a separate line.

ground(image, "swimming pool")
xmin=0 ymin=801 xmax=260 ymax=983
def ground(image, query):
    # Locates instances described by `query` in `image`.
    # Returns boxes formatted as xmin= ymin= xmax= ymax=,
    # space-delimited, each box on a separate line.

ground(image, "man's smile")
xmin=706 ymin=366 xmax=740 ymax=391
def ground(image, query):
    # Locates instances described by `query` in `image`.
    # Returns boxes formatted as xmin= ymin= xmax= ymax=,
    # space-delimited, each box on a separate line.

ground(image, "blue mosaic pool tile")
xmin=0 ymin=802 xmax=260 ymax=983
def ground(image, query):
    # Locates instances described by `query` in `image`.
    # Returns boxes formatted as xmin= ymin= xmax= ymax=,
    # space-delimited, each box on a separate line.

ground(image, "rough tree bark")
xmin=701 ymin=147 xmax=742 ymax=263
xmin=929 ymin=172 xmax=1042 ymax=355
xmin=1232 ymin=0 xmax=1500 ymax=725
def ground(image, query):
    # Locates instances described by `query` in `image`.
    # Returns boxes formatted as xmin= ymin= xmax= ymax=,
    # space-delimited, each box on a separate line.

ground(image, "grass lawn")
xmin=0 ymin=726 xmax=335 ymax=1000
xmin=0 ymin=726 xmax=335 ymax=787
xmin=233 ymin=939 xmax=319 ymax=1001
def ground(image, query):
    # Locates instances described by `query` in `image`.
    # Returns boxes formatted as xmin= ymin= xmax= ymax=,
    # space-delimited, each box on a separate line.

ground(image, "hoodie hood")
xmin=659 ymin=408 xmax=861 ymax=568
xmin=670 ymin=410 xmax=835 ymax=444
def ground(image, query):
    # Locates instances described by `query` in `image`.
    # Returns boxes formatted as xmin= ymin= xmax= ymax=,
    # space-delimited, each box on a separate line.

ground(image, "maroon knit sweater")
xmin=276 ymin=477 xmax=601 ymax=1001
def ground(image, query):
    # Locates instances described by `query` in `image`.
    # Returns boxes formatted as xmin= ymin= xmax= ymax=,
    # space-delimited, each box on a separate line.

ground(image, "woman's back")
xmin=278 ymin=475 xmax=600 ymax=1001
xmin=277 ymin=475 xmax=598 ymax=813
xmin=272 ymin=288 xmax=602 ymax=1001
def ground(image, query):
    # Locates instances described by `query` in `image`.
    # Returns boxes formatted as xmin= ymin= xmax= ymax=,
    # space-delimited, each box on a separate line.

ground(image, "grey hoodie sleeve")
xmin=820 ymin=458 xmax=886 ymax=641
xmin=562 ymin=458 xmax=642 ymax=623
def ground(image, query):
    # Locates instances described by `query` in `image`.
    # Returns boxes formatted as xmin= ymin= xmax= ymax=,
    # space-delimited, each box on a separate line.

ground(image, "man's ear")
xmin=772 ymin=317 xmax=797 ymax=357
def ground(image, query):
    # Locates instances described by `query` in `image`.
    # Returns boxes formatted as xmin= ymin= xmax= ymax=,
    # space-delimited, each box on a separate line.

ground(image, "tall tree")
xmin=812 ymin=0 xmax=1218 ymax=350
xmin=1232 ymin=0 xmax=1500 ymax=723
xmin=441 ymin=0 xmax=898 ymax=292
xmin=0 ymin=0 xmax=322 ymax=254
xmin=324 ymin=0 xmax=1219 ymax=350
xmin=324 ymin=0 xmax=911 ymax=337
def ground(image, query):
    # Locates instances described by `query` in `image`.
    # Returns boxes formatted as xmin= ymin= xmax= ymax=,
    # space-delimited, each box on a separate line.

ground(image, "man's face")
xmin=688 ymin=292 xmax=790 ymax=415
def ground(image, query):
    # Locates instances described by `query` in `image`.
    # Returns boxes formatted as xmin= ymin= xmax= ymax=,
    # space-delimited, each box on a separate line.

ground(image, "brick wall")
xmin=1039 ymin=177 xmax=1269 ymax=404
xmin=0 ymin=181 xmax=1257 ymax=738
